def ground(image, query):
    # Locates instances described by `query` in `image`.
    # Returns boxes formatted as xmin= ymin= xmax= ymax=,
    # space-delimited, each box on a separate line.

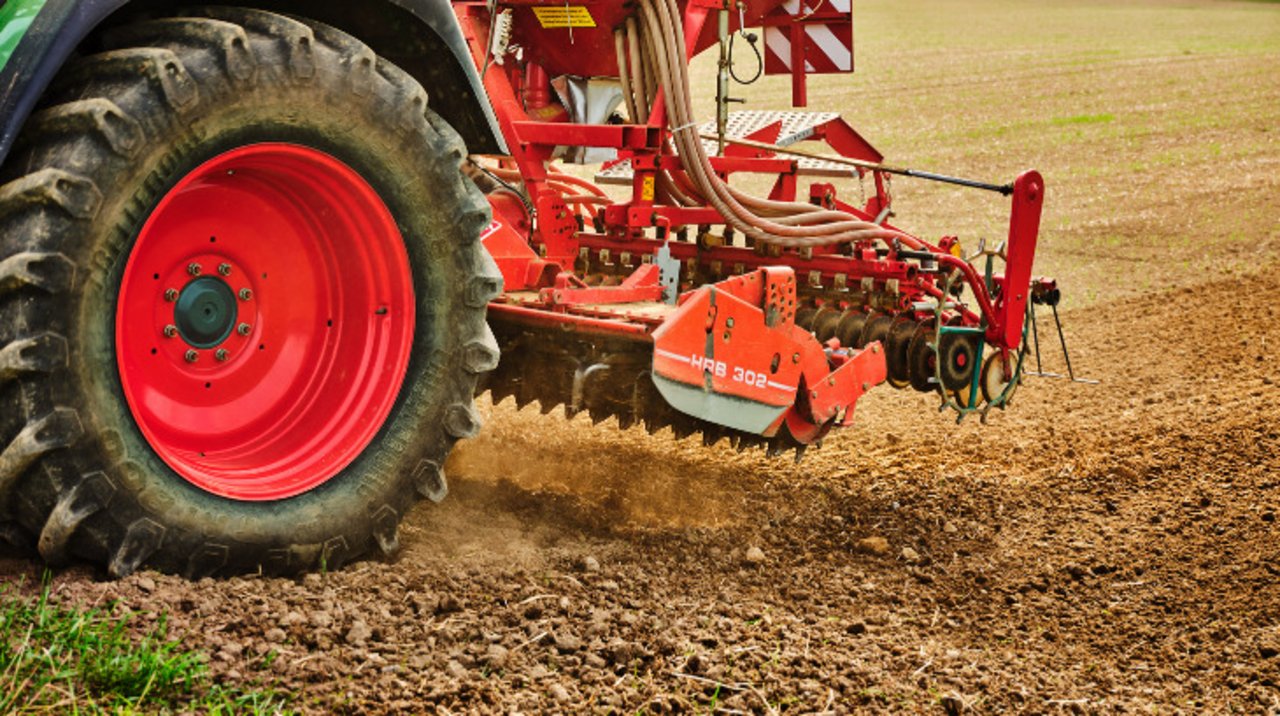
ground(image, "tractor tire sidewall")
xmin=2 ymin=11 xmax=498 ymax=576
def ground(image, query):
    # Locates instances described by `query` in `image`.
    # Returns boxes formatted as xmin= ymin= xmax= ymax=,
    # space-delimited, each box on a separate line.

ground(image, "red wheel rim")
xmin=116 ymin=143 xmax=415 ymax=501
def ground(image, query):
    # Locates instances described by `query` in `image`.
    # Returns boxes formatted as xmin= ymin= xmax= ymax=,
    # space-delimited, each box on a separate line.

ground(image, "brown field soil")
xmin=3 ymin=0 xmax=1279 ymax=713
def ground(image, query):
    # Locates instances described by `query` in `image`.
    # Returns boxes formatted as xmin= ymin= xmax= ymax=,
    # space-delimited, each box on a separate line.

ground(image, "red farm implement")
xmin=0 ymin=0 xmax=1069 ymax=576
xmin=460 ymin=0 xmax=1051 ymax=453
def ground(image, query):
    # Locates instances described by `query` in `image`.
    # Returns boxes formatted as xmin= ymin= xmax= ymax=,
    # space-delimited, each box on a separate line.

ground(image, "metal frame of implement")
xmin=453 ymin=0 xmax=1052 ymax=447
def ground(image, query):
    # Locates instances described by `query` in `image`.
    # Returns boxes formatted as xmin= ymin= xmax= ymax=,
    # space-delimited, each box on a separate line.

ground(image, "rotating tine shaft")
xmin=483 ymin=323 xmax=811 ymax=458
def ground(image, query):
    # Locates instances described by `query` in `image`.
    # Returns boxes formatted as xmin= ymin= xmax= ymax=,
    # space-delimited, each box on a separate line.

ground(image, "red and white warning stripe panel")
xmin=763 ymin=0 xmax=853 ymax=75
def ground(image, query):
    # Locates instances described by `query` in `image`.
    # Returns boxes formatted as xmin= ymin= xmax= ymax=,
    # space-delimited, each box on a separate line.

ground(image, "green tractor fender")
xmin=0 ymin=0 xmax=506 ymax=166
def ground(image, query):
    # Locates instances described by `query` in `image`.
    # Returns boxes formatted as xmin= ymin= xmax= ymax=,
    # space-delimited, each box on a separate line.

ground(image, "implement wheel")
xmin=0 ymin=9 xmax=501 ymax=577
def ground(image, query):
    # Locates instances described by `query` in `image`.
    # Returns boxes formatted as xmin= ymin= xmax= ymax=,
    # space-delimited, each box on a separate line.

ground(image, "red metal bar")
xmin=488 ymin=302 xmax=654 ymax=338
xmin=995 ymin=170 xmax=1045 ymax=350
xmin=509 ymin=122 xmax=661 ymax=149
xmin=539 ymin=264 xmax=663 ymax=305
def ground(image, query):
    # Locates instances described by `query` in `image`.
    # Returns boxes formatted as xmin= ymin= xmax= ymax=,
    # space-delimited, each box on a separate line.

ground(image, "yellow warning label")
xmin=640 ymin=175 xmax=656 ymax=201
xmin=532 ymin=5 xmax=596 ymax=28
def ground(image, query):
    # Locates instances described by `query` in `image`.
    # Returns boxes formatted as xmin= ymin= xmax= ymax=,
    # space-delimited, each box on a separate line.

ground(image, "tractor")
xmin=0 ymin=0 xmax=1053 ymax=578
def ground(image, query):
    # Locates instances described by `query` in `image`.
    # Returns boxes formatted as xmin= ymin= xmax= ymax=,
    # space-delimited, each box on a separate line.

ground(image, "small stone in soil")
xmin=436 ymin=594 xmax=463 ymax=614
xmin=901 ymin=546 xmax=920 ymax=562
xmin=265 ymin=628 xmax=286 ymax=643
xmin=744 ymin=546 xmax=766 ymax=565
xmin=445 ymin=660 xmax=466 ymax=678
xmin=549 ymin=683 xmax=572 ymax=702
xmin=554 ymin=632 xmax=582 ymax=653
xmin=857 ymin=536 xmax=891 ymax=557
xmin=581 ymin=556 xmax=601 ymax=572
xmin=346 ymin=620 xmax=373 ymax=645
xmin=485 ymin=644 xmax=509 ymax=669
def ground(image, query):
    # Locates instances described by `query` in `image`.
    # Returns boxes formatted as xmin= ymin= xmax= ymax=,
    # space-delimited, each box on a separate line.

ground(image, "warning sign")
xmin=531 ymin=6 xmax=596 ymax=28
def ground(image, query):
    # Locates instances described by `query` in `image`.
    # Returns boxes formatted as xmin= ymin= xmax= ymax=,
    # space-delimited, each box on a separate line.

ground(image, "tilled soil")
xmin=4 ymin=1 xmax=1280 ymax=711
xmin=2 ymin=265 xmax=1278 ymax=713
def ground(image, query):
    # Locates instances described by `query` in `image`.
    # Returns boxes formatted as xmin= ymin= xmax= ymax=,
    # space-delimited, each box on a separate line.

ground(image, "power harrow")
xmin=462 ymin=0 xmax=1053 ymax=455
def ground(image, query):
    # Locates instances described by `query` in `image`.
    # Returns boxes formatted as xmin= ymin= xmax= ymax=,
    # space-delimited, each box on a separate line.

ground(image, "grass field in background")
xmin=678 ymin=0 xmax=1280 ymax=305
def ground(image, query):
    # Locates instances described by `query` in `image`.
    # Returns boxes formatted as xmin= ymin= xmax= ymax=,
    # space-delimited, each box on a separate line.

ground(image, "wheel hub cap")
xmin=174 ymin=277 xmax=238 ymax=348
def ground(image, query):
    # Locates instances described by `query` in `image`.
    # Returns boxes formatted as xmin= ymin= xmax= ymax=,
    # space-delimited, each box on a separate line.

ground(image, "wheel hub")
xmin=174 ymin=276 xmax=238 ymax=349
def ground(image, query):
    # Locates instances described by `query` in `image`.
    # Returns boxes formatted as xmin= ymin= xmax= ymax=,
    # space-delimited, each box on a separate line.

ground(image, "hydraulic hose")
xmin=635 ymin=0 xmax=914 ymax=249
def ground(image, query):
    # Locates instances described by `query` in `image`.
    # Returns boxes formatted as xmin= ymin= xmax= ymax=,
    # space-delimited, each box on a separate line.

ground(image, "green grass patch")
xmin=1050 ymin=113 xmax=1115 ymax=126
xmin=0 ymin=577 xmax=292 ymax=714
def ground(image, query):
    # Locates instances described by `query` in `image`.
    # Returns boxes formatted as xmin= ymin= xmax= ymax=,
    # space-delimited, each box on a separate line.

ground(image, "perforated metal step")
xmin=594 ymin=110 xmax=857 ymax=185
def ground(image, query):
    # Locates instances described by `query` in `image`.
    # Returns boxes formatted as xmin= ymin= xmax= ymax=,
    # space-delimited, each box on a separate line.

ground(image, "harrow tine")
xmin=1024 ymin=302 xmax=1098 ymax=384
xmin=793 ymin=444 xmax=807 ymax=464
xmin=482 ymin=324 xmax=825 ymax=460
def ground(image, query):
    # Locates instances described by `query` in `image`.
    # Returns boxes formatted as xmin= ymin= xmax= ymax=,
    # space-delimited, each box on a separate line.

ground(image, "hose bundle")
xmin=614 ymin=0 xmax=916 ymax=249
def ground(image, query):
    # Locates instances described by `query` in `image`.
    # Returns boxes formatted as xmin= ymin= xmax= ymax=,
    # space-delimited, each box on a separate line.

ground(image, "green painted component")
xmin=938 ymin=326 xmax=984 ymax=335
xmin=967 ymin=340 xmax=985 ymax=409
xmin=0 ymin=0 xmax=49 ymax=73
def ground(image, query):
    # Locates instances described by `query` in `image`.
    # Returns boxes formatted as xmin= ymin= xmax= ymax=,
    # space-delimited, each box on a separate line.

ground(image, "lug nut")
xmin=187 ymin=263 xmax=202 ymax=276
xmin=239 ymin=288 xmax=253 ymax=301
xmin=163 ymin=324 xmax=178 ymax=338
xmin=215 ymin=349 xmax=229 ymax=362
xmin=184 ymin=350 xmax=198 ymax=363
xmin=218 ymin=263 xmax=232 ymax=276
xmin=164 ymin=288 xmax=179 ymax=302
xmin=237 ymin=323 xmax=252 ymax=336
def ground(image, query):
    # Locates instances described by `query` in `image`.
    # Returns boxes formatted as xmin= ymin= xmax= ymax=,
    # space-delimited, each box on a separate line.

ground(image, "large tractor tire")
xmin=0 ymin=8 xmax=502 ymax=577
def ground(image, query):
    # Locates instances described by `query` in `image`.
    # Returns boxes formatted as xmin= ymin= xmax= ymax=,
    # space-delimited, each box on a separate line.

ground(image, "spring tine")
xmin=1030 ymin=304 xmax=1043 ymax=374
xmin=1051 ymin=303 xmax=1075 ymax=381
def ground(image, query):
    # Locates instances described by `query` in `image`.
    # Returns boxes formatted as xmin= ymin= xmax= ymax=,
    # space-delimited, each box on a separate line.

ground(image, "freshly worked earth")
xmin=2 ymin=0 xmax=1278 ymax=713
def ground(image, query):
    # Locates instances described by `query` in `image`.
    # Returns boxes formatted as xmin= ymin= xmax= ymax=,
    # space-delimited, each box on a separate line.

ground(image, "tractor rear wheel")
xmin=0 ymin=9 xmax=502 ymax=577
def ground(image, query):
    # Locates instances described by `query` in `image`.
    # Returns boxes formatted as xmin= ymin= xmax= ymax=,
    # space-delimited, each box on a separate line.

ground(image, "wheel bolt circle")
xmin=163 ymin=324 xmax=178 ymax=338
xmin=184 ymin=350 xmax=198 ymax=363
xmin=239 ymin=288 xmax=253 ymax=301
xmin=218 ymin=263 xmax=232 ymax=276
xmin=187 ymin=263 xmax=202 ymax=276
xmin=215 ymin=349 xmax=229 ymax=362
xmin=164 ymin=288 xmax=179 ymax=302
xmin=237 ymin=323 xmax=252 ymax=336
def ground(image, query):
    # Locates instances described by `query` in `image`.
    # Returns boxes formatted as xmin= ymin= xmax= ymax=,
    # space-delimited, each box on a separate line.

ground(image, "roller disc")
xmin=860 ymin=313 xmax=894 ymax=349
xmin=795 ymin=307 xmax=818 ymax=331
xmin=834 ymin=311 xmax=868 ymax=349
xmin=980 ymin=351 xmax=1012 ymax=405
xmin=936 ymin=331 xmax=979 ymax=392
xmin=907 ymin=326 xmax=937 ymax=393
xmin=884 ymin=317 xmax=918 ymax=388
xmin=812 ymin=307 xmax=843 ymax=342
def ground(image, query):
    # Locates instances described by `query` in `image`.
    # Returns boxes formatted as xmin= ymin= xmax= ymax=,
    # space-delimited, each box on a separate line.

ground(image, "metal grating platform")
xmin=594 ymin=110 xmax=857 ymax=185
